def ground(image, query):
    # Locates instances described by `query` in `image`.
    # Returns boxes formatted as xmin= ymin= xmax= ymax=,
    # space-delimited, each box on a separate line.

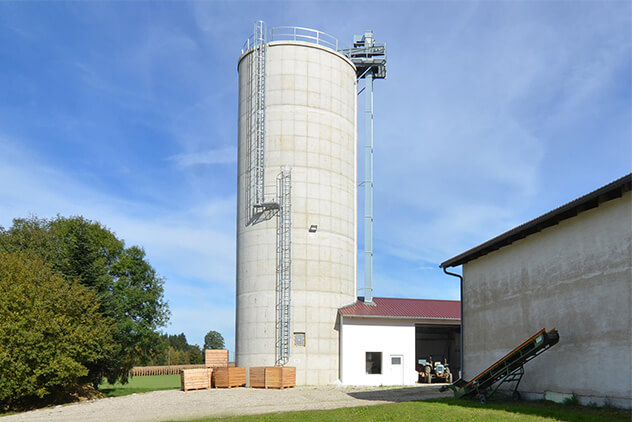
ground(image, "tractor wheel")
xmin=512 ymin=391 xmax=521 ymax=401
xmin=479 ymin=394 xmax=487 ymax=404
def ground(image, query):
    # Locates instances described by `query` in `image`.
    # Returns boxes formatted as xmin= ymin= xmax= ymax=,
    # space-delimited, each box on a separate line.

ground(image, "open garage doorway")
xmin=415 ymin=324 xmax=460 ymax=382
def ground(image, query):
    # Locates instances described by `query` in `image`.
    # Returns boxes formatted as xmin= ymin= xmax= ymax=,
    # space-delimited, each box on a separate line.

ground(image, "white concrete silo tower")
xmin=235 ymin=22 xmax=358 ymax=385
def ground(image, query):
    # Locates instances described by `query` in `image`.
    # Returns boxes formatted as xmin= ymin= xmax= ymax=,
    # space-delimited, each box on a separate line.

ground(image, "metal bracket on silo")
xmin=340 ymin=31 xmax=386 ymax=304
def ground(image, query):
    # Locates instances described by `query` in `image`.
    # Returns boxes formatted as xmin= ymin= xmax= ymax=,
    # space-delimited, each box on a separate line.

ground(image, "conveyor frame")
xmin=441 ymin=328 xmax=559 ymax=404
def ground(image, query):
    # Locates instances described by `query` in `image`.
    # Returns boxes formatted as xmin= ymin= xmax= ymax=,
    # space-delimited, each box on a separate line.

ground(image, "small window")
xmin=293 ymin=332 xmax=306 ymax=347
xmin=391 ymin=357 xmax=401 ymax=365
xmin=366 ymin=352 xmax=382 ymax=374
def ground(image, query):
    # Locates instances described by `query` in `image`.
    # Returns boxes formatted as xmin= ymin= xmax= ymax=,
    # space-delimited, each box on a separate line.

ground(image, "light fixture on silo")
xmin=309 ymin=225 xmax=318 ymax=233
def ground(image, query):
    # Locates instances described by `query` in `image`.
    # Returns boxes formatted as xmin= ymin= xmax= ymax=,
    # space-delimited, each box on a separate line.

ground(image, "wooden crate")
xmin=265 ymin=366 xmax=296 ymax=389
xmin=249 ymin=367 xmax=266 ymax=388
xmin=213 ymin=367 xmax=246 ymax=388
xmin=249 ymin=366 xmax=296 ymax=389
xmin=181 ymin=368 xmax=212 ymax=391
xmin=205 ymin=349 xmax=229 ymax=368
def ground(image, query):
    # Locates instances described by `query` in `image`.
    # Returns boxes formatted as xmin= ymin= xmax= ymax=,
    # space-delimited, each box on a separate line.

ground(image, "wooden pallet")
xmin=249 ymin=366 xmax=296 ymax=389
xmin=213 ymin=367 xmax=246 ymax=388
xmin=181 ymin=368 xmax=212 ymax=391
xmin=205 ymin=349 xmax=229 ymax=368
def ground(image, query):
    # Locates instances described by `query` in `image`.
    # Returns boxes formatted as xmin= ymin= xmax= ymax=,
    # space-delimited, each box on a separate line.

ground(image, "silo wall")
xmin=236 ymin=41 xmax=357 ymax=385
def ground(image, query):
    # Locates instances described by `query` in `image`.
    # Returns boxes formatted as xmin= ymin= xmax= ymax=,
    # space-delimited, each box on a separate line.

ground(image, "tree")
xmin=204 ymin=330 xmax=225 ymax=350
xmin=0 ymin=216 xmax=170 ymax=385
xmin=0 ymin=252 xmax=113 ymax=407
xmin=165 ymin=333 xmax=203 ymax=365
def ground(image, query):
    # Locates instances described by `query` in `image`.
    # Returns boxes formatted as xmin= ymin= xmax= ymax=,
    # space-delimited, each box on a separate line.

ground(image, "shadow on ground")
xmin=347 ymin=385 xmax=445 ymax=402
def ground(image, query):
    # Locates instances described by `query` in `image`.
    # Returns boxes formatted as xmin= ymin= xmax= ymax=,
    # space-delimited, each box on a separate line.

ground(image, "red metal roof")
xmin=339 ymin=297 xmax=460 ymax=320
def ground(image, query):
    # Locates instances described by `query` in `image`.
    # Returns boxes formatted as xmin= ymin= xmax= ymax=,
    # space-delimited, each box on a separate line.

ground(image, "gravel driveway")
xmin=1 ymin=384 xmax=447 ymax=422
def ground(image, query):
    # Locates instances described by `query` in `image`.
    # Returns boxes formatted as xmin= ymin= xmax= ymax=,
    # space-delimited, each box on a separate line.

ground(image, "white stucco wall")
xmin=462 ymin=191 xmax=631 ymax=408
xmin=339 ymin=317 xmax=418 ymax=386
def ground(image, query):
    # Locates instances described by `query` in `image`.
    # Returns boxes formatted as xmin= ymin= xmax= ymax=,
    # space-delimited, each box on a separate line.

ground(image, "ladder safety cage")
xmin=441 ymin=328 xmax=560 ymax=404
xmin=275 ymin=170 xmax=292 ymax=366
xmin=246 ymin=20 xmax=267 ymax=222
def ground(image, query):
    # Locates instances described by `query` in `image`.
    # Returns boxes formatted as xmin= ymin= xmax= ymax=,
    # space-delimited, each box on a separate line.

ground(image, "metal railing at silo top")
xmin=242 ymin=25 xmax=340 ymax=53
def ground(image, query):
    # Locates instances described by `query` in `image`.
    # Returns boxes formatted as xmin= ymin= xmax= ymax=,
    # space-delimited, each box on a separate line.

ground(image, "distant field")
xmin=100 ymin=375 xmax=180 ymax=397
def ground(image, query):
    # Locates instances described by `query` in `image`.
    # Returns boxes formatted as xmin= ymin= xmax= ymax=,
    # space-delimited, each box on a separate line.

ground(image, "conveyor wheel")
xmin=479 ymin=394 xmax=487 ymax=404
xmin=512 ymin=391 xmax=521 ymax=401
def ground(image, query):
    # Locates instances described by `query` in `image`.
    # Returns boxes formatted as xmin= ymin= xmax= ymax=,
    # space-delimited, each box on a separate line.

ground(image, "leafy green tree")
xmin=0 ymin=252 xmax=113 ymax=407
xmin=167 ymin=333 xmax=189 ymax=351
xmin=0 ymin=216 xmax=170 ymax=385
xmin=165 ymin=333 xmax=203 ymax=364
xmin=204 ymin=330 xmax=225 ymax=350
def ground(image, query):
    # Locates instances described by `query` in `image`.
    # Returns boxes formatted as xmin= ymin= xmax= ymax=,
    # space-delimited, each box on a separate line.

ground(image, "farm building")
xmin=441 ymin=173 xmax=632 ymax=408
xmin=338 ymin=297 xmax=460 ymax=386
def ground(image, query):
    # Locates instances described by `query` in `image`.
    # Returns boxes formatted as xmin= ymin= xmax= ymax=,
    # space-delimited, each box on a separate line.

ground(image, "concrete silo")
xmin=235 ymin=23 xmax=357 ymax=385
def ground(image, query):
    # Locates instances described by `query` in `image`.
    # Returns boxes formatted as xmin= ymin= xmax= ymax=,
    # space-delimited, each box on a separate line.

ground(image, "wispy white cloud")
xmin=1 ymin=0 xmax=628 ymax=356
xmin=0 ymin=134 xmax=236 ymax=346
xmin=169 ymin=147 xmax=237 ymax=169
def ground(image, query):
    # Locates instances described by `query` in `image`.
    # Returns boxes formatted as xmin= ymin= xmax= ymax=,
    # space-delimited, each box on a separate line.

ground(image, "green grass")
xmin=176 ymin=398 xmax=631 ymax=422
xmin=99 ymin=374 xmax=181 ymax=397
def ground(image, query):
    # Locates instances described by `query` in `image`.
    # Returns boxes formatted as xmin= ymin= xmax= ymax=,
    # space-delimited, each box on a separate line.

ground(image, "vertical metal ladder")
xmin=244 ymin=21 xmax=292 ymax=367
xmin=275 ymin=170 xmax=292 ymax=366
xmin=247 ymin=20 xmax=267 ymax=220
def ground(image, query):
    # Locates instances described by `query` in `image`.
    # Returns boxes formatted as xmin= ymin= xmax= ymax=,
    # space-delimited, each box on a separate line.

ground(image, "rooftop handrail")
xmin=241 ymin=25 xmax=342 ymax=54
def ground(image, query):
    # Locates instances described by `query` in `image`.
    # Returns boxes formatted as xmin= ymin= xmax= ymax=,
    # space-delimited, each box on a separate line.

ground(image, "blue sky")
xmin=1 ymin=1 xmax=630 ymax=356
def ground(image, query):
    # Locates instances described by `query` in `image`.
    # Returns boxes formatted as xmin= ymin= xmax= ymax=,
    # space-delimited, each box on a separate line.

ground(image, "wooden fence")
xmin=129 ymin=364 xmax=206 ymax=377
xmin=130 ymin=362 xmax=236 ymax=377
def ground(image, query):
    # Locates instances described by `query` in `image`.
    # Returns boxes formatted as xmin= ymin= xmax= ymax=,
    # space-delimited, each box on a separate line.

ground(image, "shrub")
xmin=563 ymin=393 xmax=579 ymax=406
xmin=0 ymin=216 xmax=169 ymax=386
xmin=0 ymin=252 xmax=113 ymax=407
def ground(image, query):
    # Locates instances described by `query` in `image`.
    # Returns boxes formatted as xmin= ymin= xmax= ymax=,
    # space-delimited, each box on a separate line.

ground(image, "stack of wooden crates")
xmin=249 ymin=367 xmax=296 ymax=389
xmin=180 ymin=349 xmax=230 ymax=391
xmin=180 ymin=350 xmax=295 ymax=390
xmin=205 ymin=349 xmax=246 ymax=389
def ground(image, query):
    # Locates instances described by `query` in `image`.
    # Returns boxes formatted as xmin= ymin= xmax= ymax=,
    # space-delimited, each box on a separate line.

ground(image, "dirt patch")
xmin=1 ymin=384 xmax=448 ymax=422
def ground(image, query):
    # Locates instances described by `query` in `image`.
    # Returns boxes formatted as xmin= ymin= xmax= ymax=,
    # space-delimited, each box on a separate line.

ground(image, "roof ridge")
xmin=441 ymin=173 xmax=632 ymax=268
xmin=374 ymin=297 xmax=459 ymax=302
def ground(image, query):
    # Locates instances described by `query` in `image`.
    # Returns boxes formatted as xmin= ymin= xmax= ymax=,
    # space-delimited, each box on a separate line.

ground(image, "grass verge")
xmin=99 ymin=374 xmax=181 ymax=397
xmin=177 ymin=398 xmax=631 ymax=422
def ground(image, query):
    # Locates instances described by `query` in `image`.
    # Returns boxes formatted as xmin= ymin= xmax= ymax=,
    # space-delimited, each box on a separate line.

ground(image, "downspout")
xmin=442 ymin=266 xmax=464 ymax=380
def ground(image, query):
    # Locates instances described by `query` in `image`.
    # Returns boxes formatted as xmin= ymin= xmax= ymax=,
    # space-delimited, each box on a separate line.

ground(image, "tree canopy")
xmin=0 ymin=252 xmax=113 ymax=407
xmin=0 ymin=216 xmax=170 ymax=386
xmin=140 ymin=333 xmax=204 ymax=366
xmin=204 ymin=330 xmax=225 ymax=350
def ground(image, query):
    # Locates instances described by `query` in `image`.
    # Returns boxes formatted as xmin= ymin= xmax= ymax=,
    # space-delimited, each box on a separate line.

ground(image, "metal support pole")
xmin=364 ymin=72 xmax=374 ymax=303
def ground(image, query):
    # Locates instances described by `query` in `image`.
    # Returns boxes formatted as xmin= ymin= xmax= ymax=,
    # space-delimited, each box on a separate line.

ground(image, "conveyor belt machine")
xmin=441 ymin=328 xmax=560 ymax=403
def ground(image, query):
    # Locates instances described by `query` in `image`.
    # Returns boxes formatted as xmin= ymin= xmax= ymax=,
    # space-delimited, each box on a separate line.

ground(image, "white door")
xmin=390 ymin=354 xmax=404 ymax=385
